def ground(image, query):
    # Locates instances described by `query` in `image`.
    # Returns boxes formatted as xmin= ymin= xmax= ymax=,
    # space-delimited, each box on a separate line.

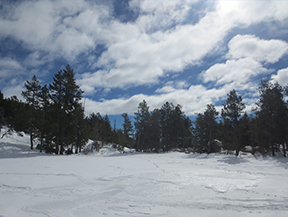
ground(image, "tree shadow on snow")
xmin=272 ymin=156 xmax=288 ymax=169
xmin=217 ymin=155 xmax=249 ymax=164
xmin=183 ymin=153 xmax=249 ymax=164
xmin=0 ymin=142 xmax=46 ymax=159
xmin=182 ymin=153 xmax=212 ymax=160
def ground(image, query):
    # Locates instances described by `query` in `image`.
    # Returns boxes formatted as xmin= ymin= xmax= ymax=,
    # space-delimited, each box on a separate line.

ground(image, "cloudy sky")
xmin=1 ymin=0 xmax=288 ymax=123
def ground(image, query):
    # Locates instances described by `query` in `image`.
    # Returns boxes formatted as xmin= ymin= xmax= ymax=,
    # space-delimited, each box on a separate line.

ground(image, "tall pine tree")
xmin=255 ymin=79 xmax=288 ymax=156
xmin=49 ymin=65 xmax=84 ymax=154
xmin=134 ymin=100 xmax=150 ymax=151
xmin=22 ymin=75 xmax=41 ymax=150
xmin=221 ymin=89 xmax=245 ymax=156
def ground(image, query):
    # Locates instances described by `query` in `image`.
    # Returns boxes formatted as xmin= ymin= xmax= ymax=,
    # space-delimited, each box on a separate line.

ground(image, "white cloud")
xmin=130 ymin=0 xmax=196 ymax=33
xmin=83 ymin=83 xmax=228 ymax=116
xmin=0 ymin=57 xmax=24 ymax=79
xmin=0 ymin=0 xmax=110 ymax=61
xmin=216 ymin=0 xmax=288 ymax=26
xmin=272 ymin=67 xmax=288 ymax=86
xmin=78 ymin=1 xmax=288 ymax=116
xmin=1 ymin=0 xmax=288 ymax=117
xmin=81 ymin=0 xmax=288 ymax=91
xmin=2 ymin=79 xmax=24 ymax=99
xmin=227 ymin=35 xmax=288 ymax=63
xmin=201 ymin=58 xmax=270 ymax=85
xmin=1 ymin=0 xmax=288 ymax=88
xmin=201 ymin=34 xmax=288 ymax=95
xmin=0 ymin=57 xmax=22 ymax=71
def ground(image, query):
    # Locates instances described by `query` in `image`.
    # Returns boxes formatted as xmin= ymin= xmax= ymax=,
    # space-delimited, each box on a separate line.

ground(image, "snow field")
xmin=1 ymin=133 xmax=288 ymax=216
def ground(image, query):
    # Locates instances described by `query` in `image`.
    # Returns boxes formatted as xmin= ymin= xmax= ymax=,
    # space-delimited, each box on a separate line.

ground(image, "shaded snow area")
xmin=1 ymin=134 xmax=288 ymax=216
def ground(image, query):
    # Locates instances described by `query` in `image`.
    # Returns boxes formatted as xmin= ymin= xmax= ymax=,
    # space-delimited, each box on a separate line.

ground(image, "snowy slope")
xmin=1 ymin=132 xmax=288 ymax=217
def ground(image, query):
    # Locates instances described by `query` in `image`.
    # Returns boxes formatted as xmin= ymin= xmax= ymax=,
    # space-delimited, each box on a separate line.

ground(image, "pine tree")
xmin=102 ymin=114 xmax=113 ymax=144
xmin=1 ymin=96 xmax=28 ymax=137
xmin=0 ymin=91 xmax=4 ymax=130
xmin=193 ymin=104 xmax=219 ymax=153
xmin=193 ymin=113 xmax=206 ymax=152
xmin=122 ymin=113 xmax=134 ymax=148
xmin=38 ymin=84 xmax=51 ymax=152
xmin=134 ymin=100 xmax=150 ymax=151
xmin=169 ymin=104 xmax=191 ymax=150
xmin=204 ymin=104 xmax=219 ymax=153
xmin=22 ymin=75 xmax=41 ymax=150
xmin=148 ymin=108 xmax=161 ymax=152
xmin=221 ymin=89 xmax=245 ymax=156
xmin=49 ymin=65 xmax=84 ymax=154
xmin=255 ymin=79 xmax=288 ymax=156
xmin=74 ymin=103 xmax=87 ymax=153
xmin=238 ymin=113 xmax=252 ymax=153
xmin=159 ymin=102 xmax=174 ymax=151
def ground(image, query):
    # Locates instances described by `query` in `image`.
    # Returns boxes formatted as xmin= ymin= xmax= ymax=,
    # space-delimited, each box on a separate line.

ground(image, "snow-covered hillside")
xmin=1 ymin=132 xmax=288 ymax=217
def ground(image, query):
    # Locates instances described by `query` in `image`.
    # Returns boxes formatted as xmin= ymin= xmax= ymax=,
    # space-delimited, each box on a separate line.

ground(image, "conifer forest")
xmin=1 ymin=65 xmax=288 ymax=157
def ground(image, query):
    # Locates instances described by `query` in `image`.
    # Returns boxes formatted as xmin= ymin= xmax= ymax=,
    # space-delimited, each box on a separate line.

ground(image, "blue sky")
xmin=1 ymin=0 xmax=288 ymax=127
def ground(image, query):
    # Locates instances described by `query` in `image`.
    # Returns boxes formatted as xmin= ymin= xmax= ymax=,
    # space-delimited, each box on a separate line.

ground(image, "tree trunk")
xmin=283 ymin=142 xmax=286 ymax=157
xmin=235 ymin=146 xmax=239 ymax=156
xmin=30 ymin=132 xmax=34 ymax=150
xmin=272 ymin=144 xmax=275 ymax=157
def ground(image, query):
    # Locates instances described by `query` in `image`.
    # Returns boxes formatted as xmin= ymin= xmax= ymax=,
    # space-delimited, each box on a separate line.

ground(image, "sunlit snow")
xmin=1 ymin=132 xmax=288 ymax=217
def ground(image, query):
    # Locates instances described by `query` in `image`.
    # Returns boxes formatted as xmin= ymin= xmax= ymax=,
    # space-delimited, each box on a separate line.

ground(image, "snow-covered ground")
xmin=1 ymin=132 xmax=288 ymax=217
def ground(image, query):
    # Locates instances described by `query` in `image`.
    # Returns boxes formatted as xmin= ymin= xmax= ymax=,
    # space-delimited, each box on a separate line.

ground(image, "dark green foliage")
xmin=134 ymin=101 xmax=192 ymax=152
xmin=0 ymin=91 xmax=4 ymax=129
xmin=121 ymin=113 xmax=134 ymax=148
xmin=1 ymin=65 xmax=87 ymax=154
xmin=254 ymin=79 xmax=288 ymax=156
xmin=221 ymin=89 xmax=245 ymax=156
xmin=22 ymin=75 xmax=41 ymax=150
xmin=221 ymin=89 xmax=245 ymax=126
xmin=238 ymin=113 xmax=252 ymax=152
xmin=193 ymin=104 xmax=219 ymax=153
xmin=49 ymin=65 xmax=84 ymax=154
xmin=2 ymin=70 xmax=288 ymax=158
xmin=148 ymin=109 xmax=161 ymax=151
xmin=134 ymin=100 xmax=150 ymax=151
xmin=1 ymin=96 xmax=28 ymax=133
xmin=86 ymin=112 xmax=114 ymax=147
xmin=37 ymin=85 xmax=53 ymax=152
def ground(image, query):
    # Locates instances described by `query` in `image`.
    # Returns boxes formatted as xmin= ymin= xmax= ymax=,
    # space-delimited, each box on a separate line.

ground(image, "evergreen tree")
xmin=49 ymin=65 xmax=83 ymax=154
xmin=86 ymin=112 xmax=102 ymax=141
xmin=193 ymin=113 xmax=207 ymax=152
xmin=221 ymin=89 xmax=245 ymax=156
xmin=2 ymin=96 xmax=28 ymax=134
xmin=86 ymin=112 xmax=113 ymax=148
xmin=255 ymin=79 xmax=288 ymax=156
xmin=37 ymin=84 xmax=52 ymax=152
xmin=169 ymin=104 xmax=192 ymax=150
xmin=122 ymin=113 xmax=134 ymax=148
xmin=134 ymin=100 xmax=150 ymax=151
xmin=22 ymin=75 xmax=41 ymax=150
xmin=193 ymin=104 xmax=219 ymax=153
xmin=159 ymin=102 xmax=175 ymax=151
xmin=74 ymin=103 xmax=88 ymax=153
xmin=0 ymin=91 xmax=4 ymax=130
xmin=204 ymin=104 xmax=219 ymax=153
xmin=238 ymin=113 xmax=252 ymax=153
xmin=148 ymin=108 xmax=161 ymax=152
xmin=102 ymin=114 xmax=113 ymax=144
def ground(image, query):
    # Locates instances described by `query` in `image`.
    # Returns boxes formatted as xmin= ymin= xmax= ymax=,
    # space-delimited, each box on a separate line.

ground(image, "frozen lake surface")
xmin=1 ymin=133 xmax=288 ymax=217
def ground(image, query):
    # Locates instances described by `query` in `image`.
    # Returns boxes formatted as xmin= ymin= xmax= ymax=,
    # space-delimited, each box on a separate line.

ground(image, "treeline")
xmin=0 ymin=65 xmax=288 ymax=157
xmin=193 ymin=80 xmax=288 ymax=157
xmin=1 ymin=65 xmax=86 ymax=154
